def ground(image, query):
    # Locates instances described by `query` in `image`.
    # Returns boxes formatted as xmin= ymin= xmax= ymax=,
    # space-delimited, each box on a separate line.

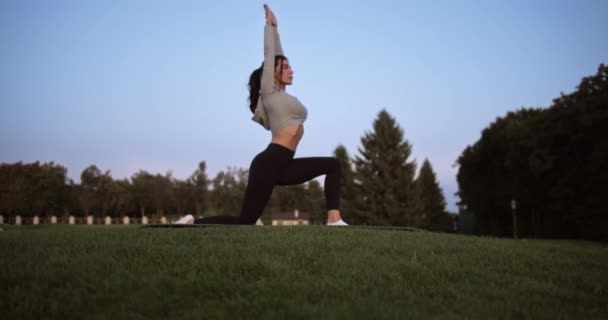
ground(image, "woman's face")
xmin=275 ymin=59 xmax=293 ymax=86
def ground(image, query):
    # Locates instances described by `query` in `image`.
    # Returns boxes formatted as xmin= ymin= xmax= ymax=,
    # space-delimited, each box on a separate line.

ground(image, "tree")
xmin=62 ymin=180 xmax=79 ymax=218
xmin=150 ymin=172 xmax=174 ymax=216
xmin=79 ymin=165 xmax=114 ymax=218
xmin=413 ymin=158 xmax=447 ymax=230
xmin=0 ymin=162 xmax=26 ymax=216
xmin=173 ymin=179 xmax=193 ymax=216
xmin=111 ymin=178 xmax=136 ymax=217
xmin=80 ymin=165 xmax=102 ymax=217
xmin=34 ymin=162 xmax=68 ymax=217
xmin=209 ymin=167 xmax=247 ymax=215
xmin=353 ymin=110 xmax=417 ymax=226
xmin=0 ymin=162 xmax=67 ymax=217
xmin=97 ymin=170 xmax=114 ymax=217
xmin=456 ymin=63 xmax=608 ymax=240
xmin=130 ymin=170 xmax=154 ymax=217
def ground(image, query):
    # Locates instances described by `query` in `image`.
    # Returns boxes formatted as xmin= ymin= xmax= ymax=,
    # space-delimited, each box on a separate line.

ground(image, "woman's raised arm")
xmin=261 ymin=4 xmax=283 ymax=93
xmin=265 ymin=4 xmax=284 ymax=56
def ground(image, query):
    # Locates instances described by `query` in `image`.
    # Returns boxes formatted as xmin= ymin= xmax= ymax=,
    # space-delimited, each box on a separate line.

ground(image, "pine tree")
xmin=413 ymin=158 xmax=447 ymax=230
xmin=353 ymin=110 xmax=417 ymax=226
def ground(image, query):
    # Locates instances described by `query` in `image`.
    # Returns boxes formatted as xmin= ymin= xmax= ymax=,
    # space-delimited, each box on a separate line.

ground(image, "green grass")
xmin=1 ymin=225 xmax=607 ymax=320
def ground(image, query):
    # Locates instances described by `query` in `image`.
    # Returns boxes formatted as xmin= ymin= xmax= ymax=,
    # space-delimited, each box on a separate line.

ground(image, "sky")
xmin=1 ymin=0 xmax=607 ymax=213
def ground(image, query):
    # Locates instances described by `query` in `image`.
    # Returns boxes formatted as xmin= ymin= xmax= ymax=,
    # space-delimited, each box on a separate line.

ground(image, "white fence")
xmin=0 ymin=215 xmax=167 ymax=226
xmin=2 ymin=215 xmax=265 ymax=226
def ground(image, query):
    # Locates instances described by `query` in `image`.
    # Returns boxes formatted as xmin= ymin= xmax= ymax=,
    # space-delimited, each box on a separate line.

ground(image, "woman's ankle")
xmin=327 ymin=210 xmax=342 ymax=223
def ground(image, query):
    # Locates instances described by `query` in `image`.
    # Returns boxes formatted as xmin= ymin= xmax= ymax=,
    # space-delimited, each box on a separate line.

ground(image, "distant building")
xmin=271 ymin=210 xmax=310 ymax=226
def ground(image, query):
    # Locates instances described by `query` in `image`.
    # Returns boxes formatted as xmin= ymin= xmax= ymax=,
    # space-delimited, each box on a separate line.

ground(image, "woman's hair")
xmin=248 ymin=55 xmax=287 ymax=113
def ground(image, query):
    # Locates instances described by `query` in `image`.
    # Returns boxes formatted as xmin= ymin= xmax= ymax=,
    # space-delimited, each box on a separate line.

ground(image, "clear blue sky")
xmin=1 ymin=0 xmax=607 ymax=212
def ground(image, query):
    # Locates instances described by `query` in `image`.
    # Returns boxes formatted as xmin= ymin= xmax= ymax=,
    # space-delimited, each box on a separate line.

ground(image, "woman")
xmin=174 ymin=4 xmax=348 ymax=226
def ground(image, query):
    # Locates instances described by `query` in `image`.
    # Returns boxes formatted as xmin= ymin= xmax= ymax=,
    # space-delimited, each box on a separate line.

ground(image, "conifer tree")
xmin=413 ymin=158 xmax=447 ymax=229
xmin=353 ymin=110 xmax=417 ymax=226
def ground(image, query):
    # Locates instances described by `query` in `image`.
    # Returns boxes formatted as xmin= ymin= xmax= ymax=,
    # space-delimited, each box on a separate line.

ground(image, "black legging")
xmin=194 ymin=143 xmax=340 ymax=225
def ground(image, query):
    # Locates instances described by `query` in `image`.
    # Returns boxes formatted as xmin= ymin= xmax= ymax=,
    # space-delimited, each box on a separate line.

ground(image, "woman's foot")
xmin=172 ymin=214 xmax=194 ymax=225
xmin=326 ymin=209 xmax=348 ymax=226
xmin=327 ymin=219 xmax=348 ymax=226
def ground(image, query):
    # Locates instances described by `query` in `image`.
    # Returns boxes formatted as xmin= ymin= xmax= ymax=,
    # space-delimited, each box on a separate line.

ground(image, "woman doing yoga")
xmin=174 ymin=4 xmax=348 ymax=226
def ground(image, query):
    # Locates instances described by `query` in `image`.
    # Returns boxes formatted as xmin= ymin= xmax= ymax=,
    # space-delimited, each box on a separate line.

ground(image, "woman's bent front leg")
xmin=238 ymin=145 xmax=293 ymax=224
xmin=238 ymin=161 xmax=277 ymax=224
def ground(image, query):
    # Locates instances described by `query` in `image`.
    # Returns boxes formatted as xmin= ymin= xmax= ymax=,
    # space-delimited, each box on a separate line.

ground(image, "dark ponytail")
xmin=248 ymin=64 xmax=263 ymax=113
xmin=248 ymin=55 xmax=288 ymax=114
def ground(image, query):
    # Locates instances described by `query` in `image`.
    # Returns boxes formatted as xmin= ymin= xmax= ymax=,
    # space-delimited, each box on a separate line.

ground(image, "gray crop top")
xmin=251 ymin=25 xmax=308 ymax=134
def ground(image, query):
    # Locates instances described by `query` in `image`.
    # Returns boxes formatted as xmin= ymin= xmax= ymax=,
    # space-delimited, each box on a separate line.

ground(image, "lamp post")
xmin=511 ymin=199 xmax=518 ymax=239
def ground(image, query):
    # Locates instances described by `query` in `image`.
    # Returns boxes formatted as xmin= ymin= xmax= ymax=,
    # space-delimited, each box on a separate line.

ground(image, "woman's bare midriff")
xmin=271 ymin=125 xmax=304 ymax=151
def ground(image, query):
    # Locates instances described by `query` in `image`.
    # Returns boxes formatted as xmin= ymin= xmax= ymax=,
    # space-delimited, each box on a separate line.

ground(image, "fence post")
xmin=142 ymin=216 xmax=148 ymax=225
xmin=16 ymin=215 xmax=22 ymax=226
xmin=69 ymin=216 xmax=75 ymax=225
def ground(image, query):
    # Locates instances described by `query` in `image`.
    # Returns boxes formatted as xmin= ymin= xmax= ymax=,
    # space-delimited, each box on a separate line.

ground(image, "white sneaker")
xmin=327 ymin=219 xmax=348 ymax=226
xmin=172 ymin=214 xmax=194 ymax=224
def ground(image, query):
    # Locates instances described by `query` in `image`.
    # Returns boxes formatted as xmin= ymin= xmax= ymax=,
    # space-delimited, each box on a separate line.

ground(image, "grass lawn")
xmin=1 ymin=224 xmax=606 ymax=319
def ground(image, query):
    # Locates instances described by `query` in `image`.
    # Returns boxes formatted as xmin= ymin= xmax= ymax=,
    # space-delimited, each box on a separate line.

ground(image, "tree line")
xmin=456 ymin=63 xmax=608 ymax=240
xmin=0 ymin=161 xmax=325 ymax=224
xmin=1 ymin=111 xmax=452 ymax=230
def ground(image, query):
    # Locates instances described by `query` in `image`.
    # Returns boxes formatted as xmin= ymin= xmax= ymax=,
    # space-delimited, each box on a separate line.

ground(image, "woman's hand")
xmin=264 ymin=4 xmax=277 ymax=27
